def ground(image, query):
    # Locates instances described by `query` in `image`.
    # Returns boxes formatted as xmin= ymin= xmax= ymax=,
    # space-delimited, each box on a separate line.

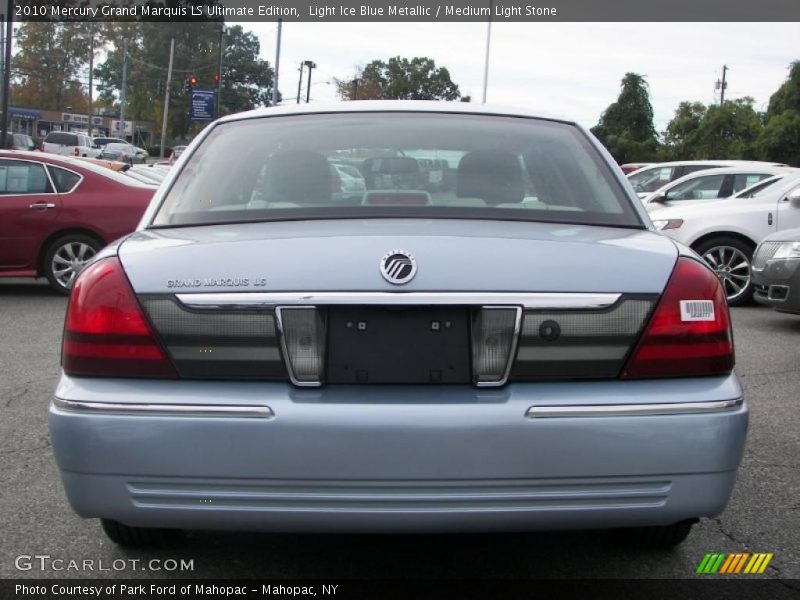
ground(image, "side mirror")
xmin=788 ymin=190 xmax=800 ymax=209
xmin=649 ymin=193 xmax=667 ymax=204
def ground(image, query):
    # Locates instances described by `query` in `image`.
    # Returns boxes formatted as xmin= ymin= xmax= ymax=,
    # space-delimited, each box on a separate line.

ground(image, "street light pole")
xmin=304 ymin=60 xmax=316 ymax=103
xmin=481 ymin=5 xmax=492 ymax=104
xmin=272 ymin=19 xmax=282 ymax=106
xmin=296 ymin=62 xmax=304 ymax=104
xmin=0 ymin=0 xmax=12 ymax=147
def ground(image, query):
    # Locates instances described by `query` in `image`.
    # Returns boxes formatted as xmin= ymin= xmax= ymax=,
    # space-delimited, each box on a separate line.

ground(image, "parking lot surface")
xmin=0 ymin=279 xmax=798 ymax=583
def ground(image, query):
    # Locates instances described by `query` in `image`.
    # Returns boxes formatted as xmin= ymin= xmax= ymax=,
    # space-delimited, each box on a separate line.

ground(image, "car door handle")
xmin=29 ymin=202 xmax=56 ymax=209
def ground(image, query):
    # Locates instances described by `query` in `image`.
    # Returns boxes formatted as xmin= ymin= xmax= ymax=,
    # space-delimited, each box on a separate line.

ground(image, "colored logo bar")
xmin=697 ymin=552 xmax=773 ymax=574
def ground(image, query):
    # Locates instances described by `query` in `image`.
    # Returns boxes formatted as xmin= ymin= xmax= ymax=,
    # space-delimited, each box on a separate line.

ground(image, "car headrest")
xmin=456 ymin=150 xmax=524 ymax=205
xmin=265 ymin=151 xmax=332 ymax=205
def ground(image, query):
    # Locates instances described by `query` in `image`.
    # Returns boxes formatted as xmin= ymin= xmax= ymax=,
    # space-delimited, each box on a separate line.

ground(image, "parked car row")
xmin=39 ymin=132 xmax=150 ymax=163
xmin=624 ymin=160 xmax=800 ymax=306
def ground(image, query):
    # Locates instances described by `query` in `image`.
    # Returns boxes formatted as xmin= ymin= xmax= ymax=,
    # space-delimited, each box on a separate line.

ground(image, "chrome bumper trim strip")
xmin=53 ymin=397 xmax=274 ymax=418
xmin=176 ymin=292 xmax=621 ymax=311
xmin=526 ymin=398 xmax=743 ymax=418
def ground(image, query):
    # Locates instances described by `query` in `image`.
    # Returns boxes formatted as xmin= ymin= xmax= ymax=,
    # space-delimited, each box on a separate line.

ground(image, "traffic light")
xmin=187 ymin=75 xmax=198 ymax=87
xmin=213 ymin=73 xmax=220 ymax=84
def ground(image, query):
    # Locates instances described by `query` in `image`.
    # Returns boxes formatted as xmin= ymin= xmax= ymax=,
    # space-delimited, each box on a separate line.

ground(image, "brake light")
xmin=621 ymin=257 xmax=733 ymax=379
xmin=62 ymin=257 xmax=176 ymax=378
xmin=74 ymin=147 xmax=79 ymax=156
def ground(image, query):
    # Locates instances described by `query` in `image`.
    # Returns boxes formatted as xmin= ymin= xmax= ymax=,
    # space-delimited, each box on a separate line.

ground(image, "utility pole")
xmin=304 ymin=60 xmax=316 ymax=103
xmin=720 ymin=65 xmax=728 ymax=105
xmin=0 ymin=0 xmax=12 ymax=147
xmin=272 ymin=19 xmax=282 ymax=106
xmin=296 ymin=62 xmax=304 ymax=104
xmin=215 ymin=24 xmax=224 ymax=118
xmin=119 ymin=38 xmax=129 ymax=140
xmin=352 ymin=78 xmax=359 ymax=100
xmin=160 ymin=38 xmax=174 ymax=159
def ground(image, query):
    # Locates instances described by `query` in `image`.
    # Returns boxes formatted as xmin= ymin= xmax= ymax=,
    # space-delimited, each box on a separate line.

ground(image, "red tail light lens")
xmin=621 ymin=256 xmax=734 ymax=379
xmin=62 ymin=257 xmax=176 ymax=378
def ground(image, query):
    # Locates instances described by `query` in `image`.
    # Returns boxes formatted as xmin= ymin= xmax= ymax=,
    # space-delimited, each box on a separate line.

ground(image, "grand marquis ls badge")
xmin=380 ymin=250 xmax=417 ymax=285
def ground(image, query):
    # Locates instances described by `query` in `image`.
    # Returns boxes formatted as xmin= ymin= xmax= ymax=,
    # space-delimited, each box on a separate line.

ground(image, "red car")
xmin=0 ymin=150 xmax=156 ymax=294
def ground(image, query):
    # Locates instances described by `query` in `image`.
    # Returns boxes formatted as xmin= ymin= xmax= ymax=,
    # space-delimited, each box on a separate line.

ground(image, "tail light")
xmin=73 ymin=147 xmax=79 ymax=156
xmin=62 ymin=257 xmax=177 ymax=378
xmin=621 ymin=256 xmax=733 ymax=379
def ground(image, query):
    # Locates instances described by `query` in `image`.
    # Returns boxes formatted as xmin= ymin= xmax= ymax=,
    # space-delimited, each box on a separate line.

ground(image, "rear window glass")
xmin=48 ymin=166 xmax=81 ymax=193
xmin=152 ymin=113 xmax=641 ymax=228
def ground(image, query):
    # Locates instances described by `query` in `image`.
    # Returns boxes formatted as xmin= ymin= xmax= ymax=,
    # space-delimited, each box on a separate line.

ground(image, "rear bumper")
xmin=49 ymin=374 xmax=748 ymax=533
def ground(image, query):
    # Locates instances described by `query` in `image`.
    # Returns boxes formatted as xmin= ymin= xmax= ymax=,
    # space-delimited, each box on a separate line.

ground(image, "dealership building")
xmin=2 ymin=106 xmax=156 ymax=146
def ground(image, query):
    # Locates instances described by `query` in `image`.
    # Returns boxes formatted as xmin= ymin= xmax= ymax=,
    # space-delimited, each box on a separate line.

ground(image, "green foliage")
xmin=94 ymin=22 xmax=275 ymax=142
xmin=756 ymin=110 xmax=800 ymax=166
xmin=663 ymin=101 xmax=707 ymax=159
xmin=690 ymin=98 xmax=762 ymax=159
xmin=12 ymin=22 xmax=101 ymax=112
xmin=335 ymin=56 xmax=461 ymax=101
xmin=591 ymin=73 xmax=659 ymax=163
xmin=766 ymin=61 xmax=800 ymax=119
xmin=663 ymin=98 xmax=762 ymax=160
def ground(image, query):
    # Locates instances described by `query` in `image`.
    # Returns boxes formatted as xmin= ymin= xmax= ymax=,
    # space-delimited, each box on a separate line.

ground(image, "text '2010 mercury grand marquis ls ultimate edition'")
xmin=49 ymin=102 xmax=747 ymax=548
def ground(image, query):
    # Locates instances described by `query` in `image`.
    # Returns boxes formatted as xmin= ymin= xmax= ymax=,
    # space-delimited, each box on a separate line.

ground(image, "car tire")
xmin=43 ymin=234 xmax=103 ymax=295
xmin=612 ymin=519 xmax=696 ymax=549
xmin=693 ymin=236 xmax=755 ymax=306
xmin=101 ymin=519 xmax=182 ymax=547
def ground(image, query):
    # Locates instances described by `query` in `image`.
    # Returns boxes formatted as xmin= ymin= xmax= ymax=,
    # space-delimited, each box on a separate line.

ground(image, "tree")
xmin=690 ymin=97 xmax=762 ymax=159
xmin=335 ymin=57 xmax=461 ymax=101
xmin=766 ymin=61 xmax=800 ymax=119
xmin=11 ymin=22 xmax=97 ymax=112
xmin=591 ymin=73 xmax=659 ymax=163
xmin=217 ymin=25 xmax=276 ymax=114
xmin=756 ymin=110 xmax=800 ymax=166
xmin=95 ymin=22 xmax=275 ymax=142
xmin=663 ymin=101 xmax=707 ymax=159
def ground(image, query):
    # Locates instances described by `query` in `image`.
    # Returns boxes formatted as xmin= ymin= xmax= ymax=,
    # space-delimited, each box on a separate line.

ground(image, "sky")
xmin=237 ymin=21 xmax=800 ymax=131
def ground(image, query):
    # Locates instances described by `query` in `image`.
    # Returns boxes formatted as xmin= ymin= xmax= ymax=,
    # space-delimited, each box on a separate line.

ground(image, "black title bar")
xmin=12 ymin=0 xmax=800 ymax=22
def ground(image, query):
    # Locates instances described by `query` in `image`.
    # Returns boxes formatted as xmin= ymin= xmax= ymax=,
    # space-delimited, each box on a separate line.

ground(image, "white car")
xmin=42 ymin=131 xmax=102 ymax=158
xmin=628 ymin=160 xmax=787 ymax=199
xmin=651 ymin=171 xmax=800 ymax=305
xmin=331 ymin=163 xmax=366 ymax=203
xmin=642 ymin=166 xmax=794 ymax=211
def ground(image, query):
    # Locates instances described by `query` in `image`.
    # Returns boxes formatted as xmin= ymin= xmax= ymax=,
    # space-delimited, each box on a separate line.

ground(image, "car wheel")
xmin=693 ymin=237 xmax=754 ymax=306
xmin=613 ymin=519 xmax=696 ymax=549
xmin=101 ymin=519 xmax=182 ymax=547
xmin=43 ymin=234 xmax=102 ymax=295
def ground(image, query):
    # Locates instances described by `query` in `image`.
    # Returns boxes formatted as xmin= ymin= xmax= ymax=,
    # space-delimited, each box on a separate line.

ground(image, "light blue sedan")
xmin=49 ymin=102 xmax=746 ymax=548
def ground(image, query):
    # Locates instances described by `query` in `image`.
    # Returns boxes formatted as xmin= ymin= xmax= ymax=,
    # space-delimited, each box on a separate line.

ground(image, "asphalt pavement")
xmin=0 ymin=278 xmax=798 ymax=584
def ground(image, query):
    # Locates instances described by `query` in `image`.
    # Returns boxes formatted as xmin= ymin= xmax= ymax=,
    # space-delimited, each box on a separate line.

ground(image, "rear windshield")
xmin=151 ymin=112 xmax=642 ymax=228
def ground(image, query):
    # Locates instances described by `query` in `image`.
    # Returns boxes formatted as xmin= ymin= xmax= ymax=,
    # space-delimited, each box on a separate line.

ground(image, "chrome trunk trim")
xmin=176 ymin=292 xmax=621 ymax=310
